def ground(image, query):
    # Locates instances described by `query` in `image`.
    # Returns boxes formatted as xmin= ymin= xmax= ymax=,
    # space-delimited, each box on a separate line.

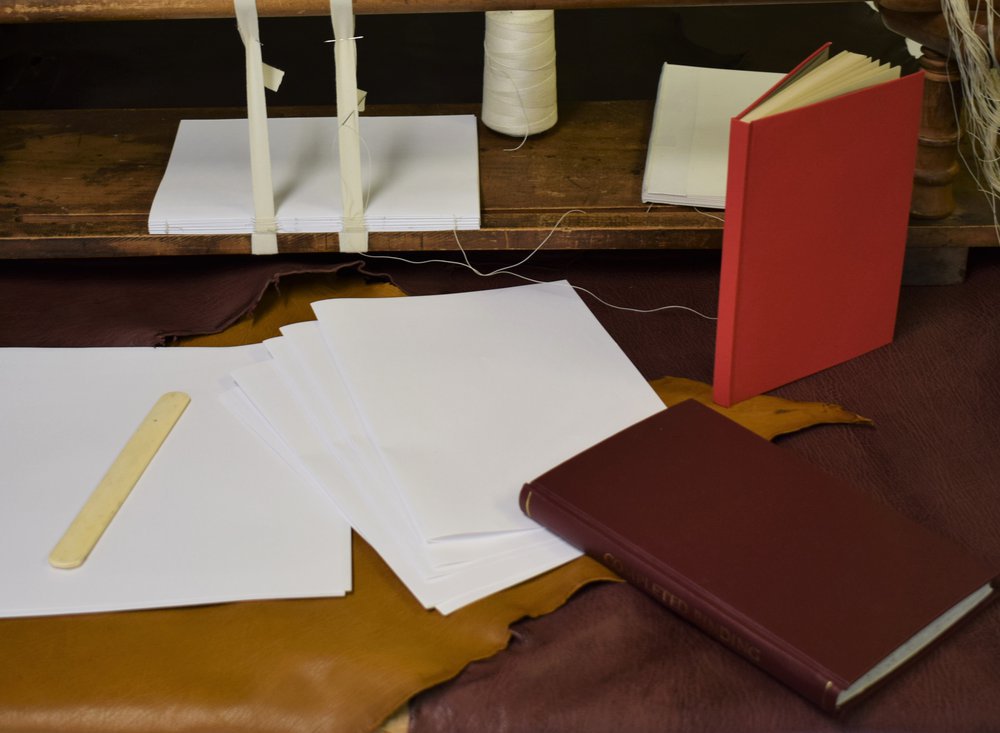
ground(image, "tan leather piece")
xmin=0 ymin=533 xmax=613 ymax=732
xmin=0 ymin=535 xmax=613 ymax=733
xmin=176 ymin=271 xmax=407 ymax=346
xmin=650 ymin=375 xmax=873 ymax=440
xmin=0 ymin=269 xmax=616 ymax=733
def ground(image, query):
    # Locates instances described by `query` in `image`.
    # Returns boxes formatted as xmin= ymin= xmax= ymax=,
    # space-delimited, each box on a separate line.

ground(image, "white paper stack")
xmin=642 ymin=63 xmax=783 ymax=209
xmin=0 ymin=345 xmax=352 ymax=618
xmin=148 ymin=115 xmax=480 ymax=234
xmin=227 ymin=281 xmax=666 ymax=614
xmin=2 ymin=285 xmax=664 ymax=618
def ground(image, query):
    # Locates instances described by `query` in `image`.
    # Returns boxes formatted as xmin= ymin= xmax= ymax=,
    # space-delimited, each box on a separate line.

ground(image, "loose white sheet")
xmin=312 ymin=281 xmax=666 ymax=540
xmin=642 ymin=63 xmax=783 ymax=208
xmin=148 ymin=115 xmax=480 ymax=234
xmin=268 ymin=324 xmax=570 ymax=570
xmin=0 ymin=346 xmax=352 ymax=618
xmin=227 ymin=356 xmax=578 ymax=613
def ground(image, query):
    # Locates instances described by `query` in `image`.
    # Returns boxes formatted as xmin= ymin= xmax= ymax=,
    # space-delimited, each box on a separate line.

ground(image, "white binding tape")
xmin=235 ymin=0 xmax=279 ymax=255
xmin=330 ymin=0 xmax=369 ymax=253
xmin=262 ymin=63 xmax=285 ymax=93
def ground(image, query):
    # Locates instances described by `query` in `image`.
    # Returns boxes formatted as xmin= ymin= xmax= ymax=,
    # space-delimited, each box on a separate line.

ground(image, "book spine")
xmin=711 ymin=118 xmax=751 ymax=408
xmin=520 ymin=482 xmax=843 ymax=713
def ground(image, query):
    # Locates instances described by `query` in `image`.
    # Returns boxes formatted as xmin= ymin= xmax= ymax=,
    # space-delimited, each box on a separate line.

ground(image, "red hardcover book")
xmin=713 ymin=45 xmax=924 ymax=406
xmin=519 ymin=400 xmax=997 ymax=713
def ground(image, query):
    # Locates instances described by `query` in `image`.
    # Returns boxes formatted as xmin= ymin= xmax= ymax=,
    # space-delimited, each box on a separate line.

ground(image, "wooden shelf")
xmin=1 ymin=0 xmax=858 ymax=24
xmin=0 ymin=101 xmax=993 ymax=259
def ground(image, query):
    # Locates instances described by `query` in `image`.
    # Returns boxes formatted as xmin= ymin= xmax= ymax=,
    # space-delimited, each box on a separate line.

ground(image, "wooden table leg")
xmin=878 ymin=4 xmax=972 ymax=283
xmin=907 ymin=48 xmax=969 ymax=284
xmin=877 ymin=4 xmax=962 ymax=219
xmin=911 ymin=46 xmax=963 ymax=220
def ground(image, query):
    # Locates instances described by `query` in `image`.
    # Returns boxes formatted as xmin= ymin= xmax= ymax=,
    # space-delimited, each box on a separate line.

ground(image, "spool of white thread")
xmin=482 ymin=10 xmax=558 ymax=139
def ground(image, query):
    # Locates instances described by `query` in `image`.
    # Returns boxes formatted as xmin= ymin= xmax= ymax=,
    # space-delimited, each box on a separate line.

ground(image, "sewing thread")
xmin=359 ymin=210 xmax=717 ymax=320
xmin=482 ymin=10 xmax=559 ymax=146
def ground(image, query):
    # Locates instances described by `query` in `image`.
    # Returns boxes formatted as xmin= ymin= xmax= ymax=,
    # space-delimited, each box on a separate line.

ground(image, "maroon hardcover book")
xmin=519 ymin=400 xmax=997 ymax=712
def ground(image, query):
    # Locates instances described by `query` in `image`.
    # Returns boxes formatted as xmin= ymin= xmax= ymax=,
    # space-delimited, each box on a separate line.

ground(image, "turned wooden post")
xmin=912 ymin=47 xmax=963 ymax=219
xmin=877 ymin=2 xmax=963 ymax=219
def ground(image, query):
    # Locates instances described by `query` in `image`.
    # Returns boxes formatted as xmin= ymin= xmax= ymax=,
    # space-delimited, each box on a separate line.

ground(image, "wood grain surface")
xmin=0 ymin=101 xmax=993 ymax=258
xmin=1 ymin=0 xmax=862 ymax=24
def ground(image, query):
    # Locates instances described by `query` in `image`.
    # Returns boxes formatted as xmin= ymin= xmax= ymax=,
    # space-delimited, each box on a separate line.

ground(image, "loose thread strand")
xmin=358 ymin=211 xmax=717 ymax=320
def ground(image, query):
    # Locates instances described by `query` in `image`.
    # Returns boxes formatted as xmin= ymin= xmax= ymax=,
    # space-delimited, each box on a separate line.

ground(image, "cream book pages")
xmin=642 ymin=64 xmax=784 ymax=209
xmin=740 ymin=50 xmax=900 ymax=122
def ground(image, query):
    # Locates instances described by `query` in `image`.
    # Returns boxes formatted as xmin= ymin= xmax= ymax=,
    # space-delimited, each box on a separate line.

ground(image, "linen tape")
xmin=262 ymin=63 xmax=284 ymax=93
xmin=234 ymin=0 xmax=279 ymax=255
xmin=330 ymin=0 xmax=368 ymax=253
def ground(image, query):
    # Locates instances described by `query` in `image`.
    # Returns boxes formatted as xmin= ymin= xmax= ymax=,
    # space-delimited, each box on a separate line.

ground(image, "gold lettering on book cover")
xmin=603 ymin=553 xmax=762 ymax=662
